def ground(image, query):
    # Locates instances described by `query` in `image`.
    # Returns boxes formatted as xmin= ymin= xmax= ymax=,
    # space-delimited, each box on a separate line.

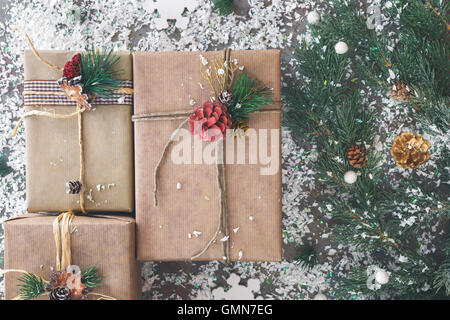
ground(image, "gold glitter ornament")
xmin=390 ymin=132 xmax=431 ymax=169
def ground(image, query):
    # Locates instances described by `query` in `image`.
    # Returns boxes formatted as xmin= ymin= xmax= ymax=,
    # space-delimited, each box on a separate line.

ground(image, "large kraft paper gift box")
xmin=4 ymin=214 xmax=141 ymax=300
xmin=133 ymin=50 xmax=282 ymax=261
xmin=22 ymin=50 xmax=133 ymax=212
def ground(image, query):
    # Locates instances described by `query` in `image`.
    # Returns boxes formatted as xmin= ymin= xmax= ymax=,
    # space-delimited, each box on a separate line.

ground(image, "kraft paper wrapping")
xmin=133 ymin=50 xmax=282 ymax=261
xmin=4 ymin=214 xmax=141 ymax=300
xmin=23 ymin=50 xmax=134 ymax=213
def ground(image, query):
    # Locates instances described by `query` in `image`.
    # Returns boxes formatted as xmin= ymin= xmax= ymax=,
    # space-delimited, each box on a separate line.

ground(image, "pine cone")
xmin=218 ymin=90 xmax=233 ymax=106
xmin=49 ymin=287 xmax=71 ymax=300
xmin=230 ymin=120 xmax=249 ymax=137
xmin=390 ymin=82 xmax=410 ymax=102
xmin=347 ymin=145 xmax=367 ymax=169
xmin=66 ymin=180 xmax=82 ymax=194
xmin=63 ymin=53 xmax=82 ymax=79
xmin=390 ymin=132 xmax=431 ymax=169
xmin=189 ymin=101 xmax=232 ymax=142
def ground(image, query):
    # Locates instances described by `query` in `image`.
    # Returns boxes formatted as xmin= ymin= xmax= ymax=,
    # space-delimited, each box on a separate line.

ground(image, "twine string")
xmin=13 ymin=27 xmax=63 ymax=72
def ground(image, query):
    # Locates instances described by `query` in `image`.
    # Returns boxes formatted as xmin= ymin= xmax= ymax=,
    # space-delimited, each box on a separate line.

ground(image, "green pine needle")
xmin=229 ymin=72 xmax=273 ymax=122
xmin=17 ymin=273 xmax=46 ymax=300
xmin=0 ymin=154 xmax=12 ymax=177
xmin=82 ymin=266 xmax=102 ymax=288
xmin=211 ymin=0 xmax=235 ymax=16
xmin=296 ymin=245 xmax=318 ymax=270
xmin=81 ymin=47 xmax=123 ymax=98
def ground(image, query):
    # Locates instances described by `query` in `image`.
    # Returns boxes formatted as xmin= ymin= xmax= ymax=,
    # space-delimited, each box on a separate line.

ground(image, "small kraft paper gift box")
xmin=3 ymin=213 xmax=141 ymax=300
xmin=13 ymin=34 xmax=134 ymax=213
xmin=133 ymin=49 xmax=282 ymax=262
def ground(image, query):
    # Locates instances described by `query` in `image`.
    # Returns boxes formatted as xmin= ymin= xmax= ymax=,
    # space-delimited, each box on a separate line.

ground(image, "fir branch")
xmin=296 ymin=245 xmax=318 ymax=270
xmin=434 ymin=227 xmax=450 ymax=296
xmin=285 ymin=0 xmax=449 ymax=299
xmin=211 ymin=0 xmax=235 ymax=16
xmin=17 ymin=273 xmax=46 ymax=300
xmin=229 ymin=72 xmax=273 ymax=122
xmin=0 ymin=154 xmax=12 ymax=177
xmin=81 ymin=47 xmax=123 ymax=98
xmin=82 ymin=266 xmax=102 ymax=288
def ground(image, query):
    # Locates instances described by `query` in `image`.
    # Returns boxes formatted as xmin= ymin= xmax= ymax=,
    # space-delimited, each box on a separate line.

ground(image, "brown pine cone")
xmin=347 ymin=145 xmax=367 ymax=169
xmin=66 ymin=180 xmax=82 ymax=194
xmin=218 ymin=89 xmax=233 ymax=106
xmin=49 ymin=287 xmax=71 ymax=300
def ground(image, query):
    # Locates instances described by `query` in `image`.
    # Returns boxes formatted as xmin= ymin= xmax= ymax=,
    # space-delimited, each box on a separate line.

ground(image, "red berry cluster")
xmin=62 ymin=53 xmax=82 ymax=79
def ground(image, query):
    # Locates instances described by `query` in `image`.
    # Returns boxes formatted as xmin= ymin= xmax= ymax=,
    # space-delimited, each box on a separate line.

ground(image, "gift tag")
xmin=143 ymin=0 xmax=199 ymax=30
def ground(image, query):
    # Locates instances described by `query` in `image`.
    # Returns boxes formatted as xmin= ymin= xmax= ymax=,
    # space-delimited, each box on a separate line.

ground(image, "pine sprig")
xmin=296 ymin=245 xmax=318 ymax=270
xmin=0 ymin=154 xmax=12 ymax=177
xmin=228 ymin=72 xmax=273 ymax=122
xmin=17 ymin=273 xmax=46 ymax=300
xmin=82 ymin=266 xmax=102 ymax=288
xmin=434 ymin=227 xmax=450 ymax=296
xmin=81 ymin=47 xmax=123 ymax=98
xmin=211 ymin=0 xmax=235 ymax=16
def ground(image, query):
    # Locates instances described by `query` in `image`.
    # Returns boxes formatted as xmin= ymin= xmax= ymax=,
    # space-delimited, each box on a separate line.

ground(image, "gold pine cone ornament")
xmin=390 ymin=132 xmax=431 ymax=169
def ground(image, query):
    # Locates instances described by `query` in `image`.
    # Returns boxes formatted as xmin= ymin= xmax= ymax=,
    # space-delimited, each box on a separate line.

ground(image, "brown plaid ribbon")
xmin=23 ymin=80 xmax=133 ymax=106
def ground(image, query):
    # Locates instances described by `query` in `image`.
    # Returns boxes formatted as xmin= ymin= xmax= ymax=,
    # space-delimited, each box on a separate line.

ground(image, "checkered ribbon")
xmin=23 ymin=80 xmax=133 ymax=106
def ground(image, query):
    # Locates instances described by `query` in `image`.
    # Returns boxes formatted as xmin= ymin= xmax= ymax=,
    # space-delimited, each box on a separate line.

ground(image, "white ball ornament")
xmin=334 ymin=41 xmax=349 ymax=54
xmin=375 ymin=269 xmax=390 ymax=285
xmin=307 ymin=11 xmax=321 ymax=25
xmin=313 ymin=293 xmax=328 ymax=300
xmin=344 ymin=170 xmax=357 ymax=184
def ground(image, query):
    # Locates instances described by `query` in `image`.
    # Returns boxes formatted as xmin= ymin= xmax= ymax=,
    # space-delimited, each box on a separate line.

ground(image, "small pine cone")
xmin=347 ymin=145 xmax=367 ymax=169
xmin=218 ymin=90 xmax=233 ymax=106
xmin=390 ymin=82 xmax=410 ymax=102
xmin=49 ymin=287 xmax=71 ymax=300
xmin=230 ymin=120 xmax=249 ymax=137
xmin=66 ymin=180 xmax=82 ymax=194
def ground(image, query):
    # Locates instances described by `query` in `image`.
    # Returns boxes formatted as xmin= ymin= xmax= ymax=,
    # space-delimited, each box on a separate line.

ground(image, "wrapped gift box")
xmin=4 ymin=214 xmax=141 ymax=300
xmin=22 ymin=50 xmax=134 ymax=212
xmin=133 ymin=50 xmax=282 ymax=261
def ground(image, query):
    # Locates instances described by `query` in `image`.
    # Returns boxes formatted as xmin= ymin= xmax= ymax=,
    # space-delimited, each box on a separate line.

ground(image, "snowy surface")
xmin=0 ymin=0 xmax=448 ymax=300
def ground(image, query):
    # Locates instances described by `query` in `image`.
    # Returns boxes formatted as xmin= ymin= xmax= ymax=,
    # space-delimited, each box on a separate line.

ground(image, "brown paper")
xmin=4 ymin=214 xmax=141 ymax=300
xmin=23 ymin=50 xmax=134 ymax=212
xmin=133 ymin=50 xmax=282 ymax=261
